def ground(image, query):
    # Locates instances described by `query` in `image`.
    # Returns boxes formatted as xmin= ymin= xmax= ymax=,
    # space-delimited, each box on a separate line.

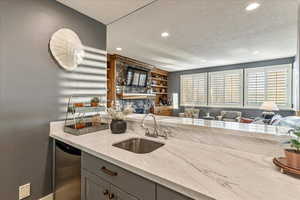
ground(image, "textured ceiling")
xmin=57 ymin=0 xmax=156 ymax=25
xmin=58 ymin=0 xmax=298 ymax=71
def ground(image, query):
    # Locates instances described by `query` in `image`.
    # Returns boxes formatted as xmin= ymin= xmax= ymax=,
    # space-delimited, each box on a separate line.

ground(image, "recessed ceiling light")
xmin=161 ymin=32 xmax=170 ymax=38
xmin=246 ymin=2 xmax=260 ymax=11
xmin=201 ymin=59 xmax=207 ymax=63
xmin=253 ymin=50 xmax=260 ymax=55
xmin=116 ymin=47 xmax=122 ymax=51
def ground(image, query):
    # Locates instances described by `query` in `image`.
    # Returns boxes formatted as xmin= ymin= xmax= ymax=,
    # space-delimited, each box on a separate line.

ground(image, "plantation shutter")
xmin=208 ymin=69 xmax=243 ymax=107
xmin=244 ymin=68 xmax=265 ymax=107
xmin=180 ymin=73 xmax=207 ymax=106
xmin=245 ymin=64 xmax=292 ymax=109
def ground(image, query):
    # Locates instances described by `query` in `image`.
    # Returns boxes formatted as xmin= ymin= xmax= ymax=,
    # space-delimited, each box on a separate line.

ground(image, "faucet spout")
xmin=141 ymin=113 xmax=159 ymax=138
xmin=141 ymin=114 xmax=170 ymax=139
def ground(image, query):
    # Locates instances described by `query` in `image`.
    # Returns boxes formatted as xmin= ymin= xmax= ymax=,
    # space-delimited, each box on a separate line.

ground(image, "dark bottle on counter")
xmin=149 ymin=104 xmax=155 ymax=114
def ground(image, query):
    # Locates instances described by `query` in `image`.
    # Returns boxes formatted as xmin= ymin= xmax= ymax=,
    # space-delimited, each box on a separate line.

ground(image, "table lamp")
xmin=260 ymin=101 xmax=279 ymax=120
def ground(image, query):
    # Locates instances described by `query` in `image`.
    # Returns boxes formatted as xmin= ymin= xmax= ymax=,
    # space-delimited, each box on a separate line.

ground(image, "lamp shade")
xmin=260 ymin=101 xmax=279 ymax=111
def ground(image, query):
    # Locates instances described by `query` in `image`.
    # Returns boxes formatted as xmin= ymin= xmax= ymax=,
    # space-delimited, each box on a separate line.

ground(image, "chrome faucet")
xmin=141 ymin=113 xmax=159 ymax=138
xmin=141 ymin=113 xmax=170 ymax=139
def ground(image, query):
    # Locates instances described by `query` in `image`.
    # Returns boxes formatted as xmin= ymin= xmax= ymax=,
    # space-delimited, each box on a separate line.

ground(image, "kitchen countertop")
xmin=50 ymin=115 xmax=300 ymax=200
xmin=126 ymin=114 xmax=291 ymax=136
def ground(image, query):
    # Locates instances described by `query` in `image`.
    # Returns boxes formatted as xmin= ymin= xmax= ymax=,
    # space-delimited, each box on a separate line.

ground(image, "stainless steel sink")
xmin=113 ymin=138 xmax=164 ymax=154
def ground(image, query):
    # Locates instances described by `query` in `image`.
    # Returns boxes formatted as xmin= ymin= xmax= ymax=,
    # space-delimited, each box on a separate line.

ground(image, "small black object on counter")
xmin=110 ymin=119 xmax=127 ymax=134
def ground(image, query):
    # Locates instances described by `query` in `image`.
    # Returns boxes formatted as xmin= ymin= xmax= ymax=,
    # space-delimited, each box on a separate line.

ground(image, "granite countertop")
xmin=50 ymin=116 xmax=300 ymax=200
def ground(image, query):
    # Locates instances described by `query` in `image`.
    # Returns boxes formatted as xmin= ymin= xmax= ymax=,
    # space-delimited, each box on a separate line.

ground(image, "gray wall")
xmin=295 ymin=2 xmax=300 ymax=111
xmin=168 ymin=57 xmax=296 ymax=118
xmin=0 ymin=0 xmax=106 ymax=199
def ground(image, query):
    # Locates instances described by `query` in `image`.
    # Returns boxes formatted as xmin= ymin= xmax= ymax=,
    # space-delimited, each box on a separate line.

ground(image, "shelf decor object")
xmin=150 ymin=68 xmax=169 ymax=107
xmin=273 ymin=128 xmax=300 ymax=177
xmin=273 ymin=157 xmax=300 ymax=176
xmin=49 ymin=28 xmax=85 ymax=71
xmin=284 ymin=129 xmax=300 ymax=168
xmin=64 ymin=95 xmax=109 ymax=136
xmin=91 ymin=97 xmax=100 ymax=107
xmin=117 ymin=93 xmax=156 ymax=100
xmin=260 ymin=101 xmax=279 ymax=122
xmin=107 ymin=106 xmax=134 ymax=134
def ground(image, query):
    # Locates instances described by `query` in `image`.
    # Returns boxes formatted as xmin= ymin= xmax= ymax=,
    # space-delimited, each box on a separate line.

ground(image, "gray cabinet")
xmin=81 ymin=169 xmax=138 ymax=200
xmin=81 ymin=170 xmax=110 ymax=200
xmin=82 ymin=152 xmax=155 ymax=200
xmin=157 ymin=185 xmax=193 ymax=200
xmin=110 ymin=185 xmax=138 ymax=200
xmin=81 ymin=152 xmax=196 ymax=200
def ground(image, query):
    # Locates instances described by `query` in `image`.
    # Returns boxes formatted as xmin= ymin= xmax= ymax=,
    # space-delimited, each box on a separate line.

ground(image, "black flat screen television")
xmin=126 ymin=67 xmax=148 ymax=87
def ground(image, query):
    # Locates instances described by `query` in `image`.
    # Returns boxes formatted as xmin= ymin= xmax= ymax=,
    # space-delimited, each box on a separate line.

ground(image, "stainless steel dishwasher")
xmin=54 ymin=140 xmax=81 ymax=200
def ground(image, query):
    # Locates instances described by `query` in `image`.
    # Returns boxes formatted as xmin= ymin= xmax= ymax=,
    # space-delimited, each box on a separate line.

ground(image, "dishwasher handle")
xmin=56 ymin=140 xmax=81 ymax=156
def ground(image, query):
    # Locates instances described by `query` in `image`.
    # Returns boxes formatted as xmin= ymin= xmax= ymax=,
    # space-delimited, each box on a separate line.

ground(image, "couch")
xmin=217 ymin=111 xmax=242 ymax=122
xmin=179 ymin=108 xmax=200 ymax=118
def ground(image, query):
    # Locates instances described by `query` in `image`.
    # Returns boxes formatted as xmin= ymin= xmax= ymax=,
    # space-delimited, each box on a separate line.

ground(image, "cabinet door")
xmin=110 ymin=185 xmax=139 ymax=200
xmin=157 ymin=185 xmax=194 ymax=200
xmin=82 ymin=170 xmax=110 ymax=200
xmin=82 ymin=152 xmax=156 ymax=200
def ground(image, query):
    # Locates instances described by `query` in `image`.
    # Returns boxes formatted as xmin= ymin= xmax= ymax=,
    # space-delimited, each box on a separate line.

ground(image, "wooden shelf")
xmin=152 ymin=77 xmax=168 ymax=82
xmin=151 ymin=71 xmax=167 ymax=76
xmin=154 ymin=106 xmax=173 ymax=116
xmin=151 ymin=85 xmax=167 ymax=88
xmin=107 ymin=53 xmax=169 ymax=108
xmin=151 ymin=68 xmax=169 ymax=106
xmin=153 ymin=92 xmax=168 ymax=95
xmin=151 ymin=67 xmax=168 ymax=76
xmin=68 ymin=106 xmax=106 ymax=113
xmin=107 ymin=55 xmax=116 ymax=107
xmin=117 ymin=93 xmax=156 ymax=100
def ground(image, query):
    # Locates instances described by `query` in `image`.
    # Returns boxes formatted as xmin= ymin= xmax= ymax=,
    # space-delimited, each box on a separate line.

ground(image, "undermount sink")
xmin=113 ymin=138 xmax=164 ymax=154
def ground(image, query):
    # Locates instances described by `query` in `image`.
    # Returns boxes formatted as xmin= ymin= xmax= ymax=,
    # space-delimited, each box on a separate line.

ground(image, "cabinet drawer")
xmin=82 ymin=152 xmax=155 ymax=200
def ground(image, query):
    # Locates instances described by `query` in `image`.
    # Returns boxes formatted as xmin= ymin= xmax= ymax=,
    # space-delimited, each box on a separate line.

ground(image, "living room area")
xmin=169 ymin=57 xmax=296 ymax=126
xmin=104 ymin=0 xmax=299 ymax=129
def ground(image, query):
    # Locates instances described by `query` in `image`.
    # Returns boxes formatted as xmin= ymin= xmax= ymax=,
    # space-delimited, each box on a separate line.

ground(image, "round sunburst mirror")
xmin=49 ymin=28 xmax=84 ymax=71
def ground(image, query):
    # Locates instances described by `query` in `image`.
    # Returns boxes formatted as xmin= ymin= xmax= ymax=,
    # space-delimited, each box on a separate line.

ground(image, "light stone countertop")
xmin=50 ymin=115 xmax=300 ymax=200
xmin=126 ymin=114 xmax=292 ymax=136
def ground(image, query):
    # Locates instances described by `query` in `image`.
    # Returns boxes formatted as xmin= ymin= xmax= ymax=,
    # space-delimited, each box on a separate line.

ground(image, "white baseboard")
xmin=39 ymin=193 xmax=53 ymax=200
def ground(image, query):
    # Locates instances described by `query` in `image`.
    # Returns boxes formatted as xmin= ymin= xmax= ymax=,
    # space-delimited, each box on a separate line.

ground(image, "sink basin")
xmin=113 ymin=138 xmax=164 ymax=154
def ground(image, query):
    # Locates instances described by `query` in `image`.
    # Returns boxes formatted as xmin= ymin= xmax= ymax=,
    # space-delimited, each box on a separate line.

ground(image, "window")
xmin=180 ymin=73 xmax=207 ymax=106
xmin=208 ymin=69 xmax=243 ymax=107
xmin=179 ymin=63 xmax=293 ymax=109
xmin=172 ymin=93 xmax=179 ymax=109
xmin=245 ymin=64 xmax=292 ymax=109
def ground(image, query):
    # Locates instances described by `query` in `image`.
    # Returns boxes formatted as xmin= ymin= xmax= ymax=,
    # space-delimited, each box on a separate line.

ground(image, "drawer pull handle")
xmin=101 ymin=166 xmax=118 ymax=176
xmin=109 ymin=193 xmax=115 ymax=199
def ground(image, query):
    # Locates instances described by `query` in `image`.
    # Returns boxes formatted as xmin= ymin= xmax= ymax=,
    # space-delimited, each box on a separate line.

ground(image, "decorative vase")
xmin=110 ymin=119 xmax=127 ymax=134
xmin=285 ymin=149 xmax=300 ymax=169
xmin=91 ymin=102 xmax=99 ymax=107
xmin=74 ymin=103 xmax=84 ymax=107
xmin=76 ymin=123 xmax=85 ymax=129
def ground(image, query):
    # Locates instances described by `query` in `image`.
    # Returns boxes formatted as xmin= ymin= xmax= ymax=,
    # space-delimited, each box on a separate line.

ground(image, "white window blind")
xmin=208 ymin=69 xmax=243 ymax=107
xmin=245 ymin=64 xmax=292 ymax=109
xmin=180 ymin=73 xmax=207 ymax=106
